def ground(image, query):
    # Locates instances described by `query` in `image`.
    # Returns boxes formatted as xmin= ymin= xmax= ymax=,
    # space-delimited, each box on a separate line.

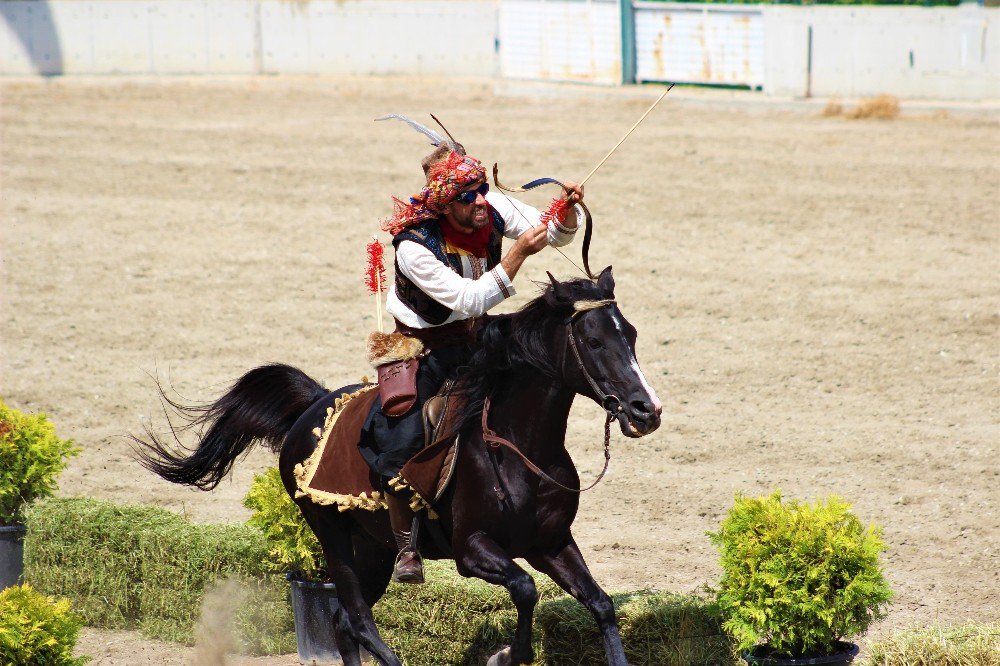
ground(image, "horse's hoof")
xmin=486 ymin=646 xmax=511 ymax=666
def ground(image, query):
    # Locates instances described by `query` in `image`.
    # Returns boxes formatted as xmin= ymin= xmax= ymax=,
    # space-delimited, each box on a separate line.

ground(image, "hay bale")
xmin=863 ymin=622 xmax=1000 ymax=666
xmin=24 ymin=498 xmax=736 ymax=663
xmin=373 ymin=561 xmax=561 ymax=666
xmin=23 ymin=497 xmax=292 ymax=653
xmin=137 ymin=520 xmax=272 ymax=643
xmin=847 ymin=95 xmax=900 ymax=120
xmin=233 ymin=579 xmax=296 ymax=655
xmin=23 ymin=498 xmax=164 ymax=627
xmin=536 ymin=591 xmax=736 ymax=666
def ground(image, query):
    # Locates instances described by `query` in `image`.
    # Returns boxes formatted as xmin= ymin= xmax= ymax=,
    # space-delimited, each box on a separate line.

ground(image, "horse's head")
xmin=546 ymin=268 xmax=662 ymax=438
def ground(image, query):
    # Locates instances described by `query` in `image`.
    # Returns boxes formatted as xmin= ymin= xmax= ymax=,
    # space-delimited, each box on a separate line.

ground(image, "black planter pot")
xmin=287 ymin=572 xmax=345 ymax=666
xmin=743 ymin=642 xmax=860 ymax=666
xmin=0 ymin=524 xmax=27 ymax=590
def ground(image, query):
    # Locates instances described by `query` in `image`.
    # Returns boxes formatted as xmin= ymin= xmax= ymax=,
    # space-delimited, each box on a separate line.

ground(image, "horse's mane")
xmin=455 ymin=277 xmax=610 ymax=430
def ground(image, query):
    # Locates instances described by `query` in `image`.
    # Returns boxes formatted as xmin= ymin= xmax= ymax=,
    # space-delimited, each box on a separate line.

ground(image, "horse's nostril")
xmin=630 ymin=400 xmax=653 ymax=417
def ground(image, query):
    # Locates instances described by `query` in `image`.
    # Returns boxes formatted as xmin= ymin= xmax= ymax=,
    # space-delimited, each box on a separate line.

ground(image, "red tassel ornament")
xmin=364 ymin=236 xmax=387 ymax=333
xmin=539 ymin=198 xmax=569 ymax=227
xmin=364 ymin=238 xmax=387 ymax=295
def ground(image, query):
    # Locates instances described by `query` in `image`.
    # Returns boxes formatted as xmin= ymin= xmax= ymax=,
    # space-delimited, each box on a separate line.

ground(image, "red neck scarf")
xmin=439 ymin=210 xmax=492 ymax=258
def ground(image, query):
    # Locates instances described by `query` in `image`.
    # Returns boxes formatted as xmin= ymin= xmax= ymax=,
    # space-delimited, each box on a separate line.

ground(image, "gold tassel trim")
xmin=293 ymin=487 xmax=386 ymax=512
xmin=294 ymin=384 xmax=385 ymax=511
xmin=387 ymin=475 xmax=438 ymax=520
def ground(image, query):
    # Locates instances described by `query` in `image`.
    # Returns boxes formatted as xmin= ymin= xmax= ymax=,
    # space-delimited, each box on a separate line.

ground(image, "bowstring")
xmin=494 ymin=187 xmax=590 ymax=279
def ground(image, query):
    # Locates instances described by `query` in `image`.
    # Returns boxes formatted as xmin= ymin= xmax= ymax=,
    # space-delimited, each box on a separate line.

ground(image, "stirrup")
xmin=392 ymin=548 xmax=425 ymax=584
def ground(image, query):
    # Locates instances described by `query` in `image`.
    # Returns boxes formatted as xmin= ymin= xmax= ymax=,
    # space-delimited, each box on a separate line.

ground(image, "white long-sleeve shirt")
xmin=386 ymin=191 xmax=580 ymax=328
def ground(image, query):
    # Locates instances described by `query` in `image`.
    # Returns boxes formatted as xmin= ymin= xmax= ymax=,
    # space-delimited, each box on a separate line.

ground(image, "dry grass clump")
xmin=847 ymin=95 xmax=900 ymax=120
xmin=822 ymin=98 xmax=844 ymax=117
xmin=863 ymin=622 xmax=1000 ymax=666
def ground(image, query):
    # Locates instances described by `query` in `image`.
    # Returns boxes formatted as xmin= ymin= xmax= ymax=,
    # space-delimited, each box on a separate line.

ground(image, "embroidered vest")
xmin=392 ymin=209 xmax=505 ymax=326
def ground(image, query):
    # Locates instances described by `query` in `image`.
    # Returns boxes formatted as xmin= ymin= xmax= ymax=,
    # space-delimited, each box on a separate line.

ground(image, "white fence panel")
xmin=499 ymin=0 xmax=620 ymax=84
xmin=762 ymin=5 xmax=1000 ymax=100
xmin=634 ymin=2 xmax=764 ymax=88
xmin=259 ymin=0 xmax=495 ymax=76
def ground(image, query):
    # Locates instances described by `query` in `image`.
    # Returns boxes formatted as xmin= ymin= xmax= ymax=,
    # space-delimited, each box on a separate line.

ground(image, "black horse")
xmin=136 ymin=268 xmax=661 ymax=666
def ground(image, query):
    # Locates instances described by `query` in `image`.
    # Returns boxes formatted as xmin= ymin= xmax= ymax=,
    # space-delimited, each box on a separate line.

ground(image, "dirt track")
xmin=2 ymin=76 xmax=998 ymax=664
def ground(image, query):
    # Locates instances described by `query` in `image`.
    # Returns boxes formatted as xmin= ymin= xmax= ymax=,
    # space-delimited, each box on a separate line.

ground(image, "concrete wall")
xmin=0 ymin=0 xmax=497 ymax=76
xmin=2 ymin=0 xmax=997 ymax=100
xmin=762 ymin=5 xmax=1000 ymax=100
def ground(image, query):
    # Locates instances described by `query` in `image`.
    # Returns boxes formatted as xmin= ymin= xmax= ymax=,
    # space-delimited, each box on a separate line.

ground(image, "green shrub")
xmin=0 ymin=399 xmax=79 ymax=525
xmin=0 ymin=584 xmax=88 ymax=666
xmin=708 ymin=491 xmax=892 ymax=658
xmin=243 ymin=467 xmax=326 ymax=580
xmin=863 ymin=622 xmax=1000 ymax=666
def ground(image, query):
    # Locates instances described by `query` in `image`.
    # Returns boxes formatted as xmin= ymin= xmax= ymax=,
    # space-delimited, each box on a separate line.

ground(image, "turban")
xmin=382 ymin=151 xmax=486 ymax=236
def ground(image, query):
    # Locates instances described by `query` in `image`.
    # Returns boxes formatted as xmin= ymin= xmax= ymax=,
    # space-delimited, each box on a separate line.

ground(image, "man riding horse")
xmin=363 ymin=127 xmax=584 ymax=584
xmin=134 ymin=111 xmax=664 ymax=666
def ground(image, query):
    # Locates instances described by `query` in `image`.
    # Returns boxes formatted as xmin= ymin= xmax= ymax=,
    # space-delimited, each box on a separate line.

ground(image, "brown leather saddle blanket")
xmin=294 ymin=383 xmax=466 ymax=513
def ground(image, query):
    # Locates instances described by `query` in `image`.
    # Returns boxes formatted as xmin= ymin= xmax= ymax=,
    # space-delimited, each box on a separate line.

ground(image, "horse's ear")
xmin=597 ymin=266 xmax=615 ymax=297
xmin=546 ymin=271 xmax=570 ymax=302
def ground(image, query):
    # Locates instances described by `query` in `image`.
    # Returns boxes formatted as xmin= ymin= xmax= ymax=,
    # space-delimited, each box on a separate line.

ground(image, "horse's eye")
xmin=587 ymin=337 xmax=603 ymax=350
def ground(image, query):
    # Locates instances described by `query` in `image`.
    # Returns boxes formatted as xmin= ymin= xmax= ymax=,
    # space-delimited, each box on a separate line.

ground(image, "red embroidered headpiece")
xmin=381 ymin=151 xmax=487 ymax=236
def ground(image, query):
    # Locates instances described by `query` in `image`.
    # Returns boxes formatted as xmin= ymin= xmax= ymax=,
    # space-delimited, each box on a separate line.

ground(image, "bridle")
xmin=480 ymin=300 xmax=622 ymax=496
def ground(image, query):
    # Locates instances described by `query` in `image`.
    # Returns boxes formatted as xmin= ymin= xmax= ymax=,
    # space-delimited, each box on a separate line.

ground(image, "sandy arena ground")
xmin=2 ymin=77 xmax=998 ymax=665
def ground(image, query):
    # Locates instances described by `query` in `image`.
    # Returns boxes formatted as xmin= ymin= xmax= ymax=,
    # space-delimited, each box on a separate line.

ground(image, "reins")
xmin=481 ymin=397 xmax=614 ymax=495
xmin=480 ymin=303 xmax=622 ymax=495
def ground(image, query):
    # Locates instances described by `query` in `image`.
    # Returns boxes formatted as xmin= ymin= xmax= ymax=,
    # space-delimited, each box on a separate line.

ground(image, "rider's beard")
xmin=448 ymin=204 xmax=489 ymax=233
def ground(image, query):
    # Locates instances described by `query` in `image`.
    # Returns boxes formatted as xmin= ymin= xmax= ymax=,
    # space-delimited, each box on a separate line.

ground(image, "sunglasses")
xmin=454 ymin=182 xmax=489 ymax=205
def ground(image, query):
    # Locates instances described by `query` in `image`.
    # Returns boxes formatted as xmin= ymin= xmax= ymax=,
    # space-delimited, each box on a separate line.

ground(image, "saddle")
xmin=398 ymin=381 xmax=464 ymax=505
xmin=294 ymin=380 xmax=466 ymax=514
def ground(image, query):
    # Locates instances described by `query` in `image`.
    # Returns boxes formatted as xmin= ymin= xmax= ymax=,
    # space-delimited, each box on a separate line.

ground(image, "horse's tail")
xmin=132 ymin=363 xmax=327 ymax=490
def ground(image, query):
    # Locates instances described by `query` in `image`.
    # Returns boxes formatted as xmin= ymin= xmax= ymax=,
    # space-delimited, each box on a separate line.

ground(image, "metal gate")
xmin=634 ymin=2 xmax=764 ymax=88
xmin=499 ymin=0 xmax=621 ymax=84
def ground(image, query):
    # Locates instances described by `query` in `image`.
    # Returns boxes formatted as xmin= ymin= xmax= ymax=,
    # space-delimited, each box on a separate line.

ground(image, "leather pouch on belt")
xmin=377 ymin=358 xmax=420 ymax=417
xmin=367 ymin=331 xmax=426 ymax=418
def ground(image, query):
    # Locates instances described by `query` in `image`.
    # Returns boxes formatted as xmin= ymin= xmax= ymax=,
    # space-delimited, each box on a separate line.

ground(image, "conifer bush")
xmin=709 ymin=491 xmax=892 ymax=659
xmin=0 ymin=584 xmax=88 ymax=665
xmin=243 ymin=467 xmax=326 ymax=580
xmin=0 ymin=399 xmax=79 ymax=525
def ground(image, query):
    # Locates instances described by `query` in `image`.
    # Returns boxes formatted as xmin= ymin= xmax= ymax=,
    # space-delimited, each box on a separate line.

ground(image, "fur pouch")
xmin=367 ymin=331 xmax=425 ymax=367
xmin=367 ymin=332 xmax=426 ymax=418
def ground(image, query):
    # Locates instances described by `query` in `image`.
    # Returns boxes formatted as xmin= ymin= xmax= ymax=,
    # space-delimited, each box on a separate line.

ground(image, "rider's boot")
xmin=387 ymin=492 xmax=424 ymax=584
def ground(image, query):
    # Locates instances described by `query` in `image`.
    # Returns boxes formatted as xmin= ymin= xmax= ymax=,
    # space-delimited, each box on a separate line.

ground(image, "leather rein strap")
xmin=481 ymin=398 xmax=613 ymax=495
xmin=480 ymin=306 xmax=623 ymax=495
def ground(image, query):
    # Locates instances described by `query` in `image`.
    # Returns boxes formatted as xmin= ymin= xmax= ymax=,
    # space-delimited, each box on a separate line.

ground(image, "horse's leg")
xmin=301 ymin=507 xmax=403 ymax=666
xmin=330 ymin=602 xmax=363 ymax=666
xmin=527 ymin=537 xmax=628 ymax=666
xmin=456 ymin=531 xmax=538 ymax=666
xmin=326 ymin=534 xmax=394 ymax=666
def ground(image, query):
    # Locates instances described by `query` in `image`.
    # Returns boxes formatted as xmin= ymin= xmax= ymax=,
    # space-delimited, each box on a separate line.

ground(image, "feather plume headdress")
xmin=376 ymin=114 xmax=486 ymax=236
